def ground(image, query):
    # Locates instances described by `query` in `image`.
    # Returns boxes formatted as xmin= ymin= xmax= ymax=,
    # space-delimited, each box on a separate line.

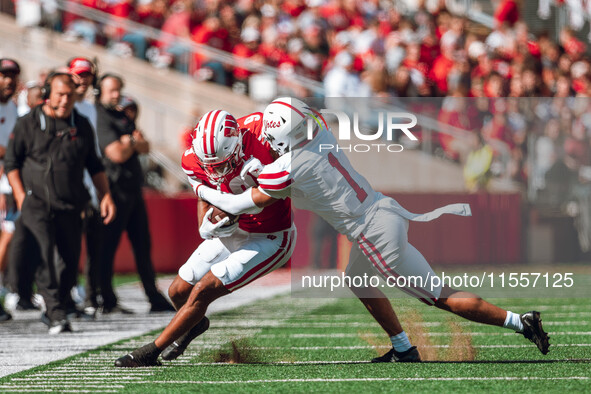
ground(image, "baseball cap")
xmin=69 ymin=57 xmax=95 ymax=75
xmin=0 ymin=58 xmax=20 ymax=74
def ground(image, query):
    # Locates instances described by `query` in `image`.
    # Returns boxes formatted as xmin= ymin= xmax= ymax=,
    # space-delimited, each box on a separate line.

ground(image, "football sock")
xmin=503 ymin=311 xmax=524 ymax=332
xmin=390 ymin=331 xmax=412 ymax=353
xmin=131 ymin=342 xmax=161 ymax=361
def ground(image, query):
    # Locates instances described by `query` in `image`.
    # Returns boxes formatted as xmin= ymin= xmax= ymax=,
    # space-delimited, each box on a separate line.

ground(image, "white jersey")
xmin=258 ymin=128 xmax=472 ymax=240
xmin=0 ymin=100 xmax=18 ymax=194
xmin=258 ymin=129 xmax=380 ymax=240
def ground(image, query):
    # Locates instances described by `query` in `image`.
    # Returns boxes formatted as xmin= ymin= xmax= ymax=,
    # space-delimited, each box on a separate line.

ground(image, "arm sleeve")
xmin=4 ymin=120 xmax=27 ymax=173
xmin=198 ymin=186 xmax=262 ymax=215
xmin=256 ymin=157 xmax=293 ymax=200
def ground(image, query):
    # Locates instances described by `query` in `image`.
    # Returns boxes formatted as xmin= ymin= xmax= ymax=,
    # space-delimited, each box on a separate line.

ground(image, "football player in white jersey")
xmin=197 ymin=97 xmax=550 ymax=362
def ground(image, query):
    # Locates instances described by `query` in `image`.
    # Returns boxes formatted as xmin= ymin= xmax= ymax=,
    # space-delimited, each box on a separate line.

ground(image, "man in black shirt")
xmin=95 ymin=74 xmax=173 ymax=313
xmin=5 ymin=72 xmax=116 ymax=333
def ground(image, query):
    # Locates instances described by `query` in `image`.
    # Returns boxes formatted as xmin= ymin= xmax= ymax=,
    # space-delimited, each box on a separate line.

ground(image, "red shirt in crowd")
xmin=232 ymin=43 xmax=258 ymax=80
xmin=494 ymin=0 xmax=519 ymax=27
xmin=429 ymin=54 xmax=454 ymax=94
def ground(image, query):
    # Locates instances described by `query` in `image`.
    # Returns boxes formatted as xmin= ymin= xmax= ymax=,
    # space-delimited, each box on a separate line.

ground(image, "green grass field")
xmin=1 ymin=293 xmax=590 ymax=392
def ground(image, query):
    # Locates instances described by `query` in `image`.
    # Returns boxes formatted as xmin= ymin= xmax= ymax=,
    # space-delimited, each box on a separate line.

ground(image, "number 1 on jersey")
xmin=327 ymin=152 xmax=368 ymax=203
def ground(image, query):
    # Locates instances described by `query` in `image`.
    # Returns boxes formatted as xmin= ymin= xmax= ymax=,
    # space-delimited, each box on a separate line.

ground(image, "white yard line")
xmin=8 ymin=375 xmax=591 ymax=388
xmin=119 ymin=376 xmax=591 ymax=384
xmin=31 ymin=344 xmax=590 ymax=353
xmin=154 ymin=344 xmax=588 ymax=350
xmin=256 ymin=331 xmax=591 ymax=338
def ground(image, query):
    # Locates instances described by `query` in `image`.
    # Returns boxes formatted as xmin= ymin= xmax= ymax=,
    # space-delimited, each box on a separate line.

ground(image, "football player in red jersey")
xmin=115 ymin=110 xmax=296 ymax=367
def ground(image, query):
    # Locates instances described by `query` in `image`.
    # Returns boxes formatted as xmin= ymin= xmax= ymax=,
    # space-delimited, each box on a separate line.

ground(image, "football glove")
xmin=240 ymin=156 xmax=264 ymax=180
xmin=199 ymin=208 xmax=239 ymax=239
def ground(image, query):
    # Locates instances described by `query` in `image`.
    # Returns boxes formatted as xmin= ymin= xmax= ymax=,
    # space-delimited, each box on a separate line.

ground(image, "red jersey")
xmin=182 ymin=112 xmax=291 ymax=234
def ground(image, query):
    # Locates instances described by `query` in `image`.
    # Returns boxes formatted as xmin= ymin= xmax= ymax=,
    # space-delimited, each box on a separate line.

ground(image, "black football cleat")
xmin=371 ymin=345 xmax=421 ymax=363
xmin=115 ymin=342 xmax=162 ymax=368
xmin=114 ymin=354 xmax=161 ymax=368
xmin=520 ymin=311 xmax=550 ymax=355
xmin=161 ymin=317 xmax=210 ymax=361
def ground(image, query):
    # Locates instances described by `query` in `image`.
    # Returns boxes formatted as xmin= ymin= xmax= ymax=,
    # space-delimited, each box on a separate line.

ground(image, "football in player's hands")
xmin=206 ymin=203 xmax=240 ymax=227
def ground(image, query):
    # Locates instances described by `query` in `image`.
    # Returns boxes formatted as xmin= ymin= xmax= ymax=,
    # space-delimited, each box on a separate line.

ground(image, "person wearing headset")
xmin=95 ymin=73 xmax=174 ymax=314
xmin=4 ymin=72 xmax=116 ymax=334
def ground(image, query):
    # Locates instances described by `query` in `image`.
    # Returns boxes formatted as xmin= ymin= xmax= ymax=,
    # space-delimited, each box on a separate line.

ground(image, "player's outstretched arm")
xmin=198 ymin=185 xmax=276 ymax=215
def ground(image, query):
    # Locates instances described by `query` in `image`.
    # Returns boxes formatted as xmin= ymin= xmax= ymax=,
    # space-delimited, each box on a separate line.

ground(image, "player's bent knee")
xmin=168 ymin=276 xmax=193 ymax=306
xmin=186 ymin=271 xmax=229 ymax=308
xmin=433 ymin=286 xmax=464 ymax=310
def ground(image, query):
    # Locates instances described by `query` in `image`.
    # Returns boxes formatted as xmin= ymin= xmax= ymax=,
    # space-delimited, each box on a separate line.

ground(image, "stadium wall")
xmin=92 ymin=191 xmax=522 ymax=274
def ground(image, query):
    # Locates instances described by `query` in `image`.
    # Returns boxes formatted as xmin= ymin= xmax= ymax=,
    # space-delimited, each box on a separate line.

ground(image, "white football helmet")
xmin=192 ymin=110 xmax=243 ymax=182
xmin=262 ymin=97 xmax=313 ymax=156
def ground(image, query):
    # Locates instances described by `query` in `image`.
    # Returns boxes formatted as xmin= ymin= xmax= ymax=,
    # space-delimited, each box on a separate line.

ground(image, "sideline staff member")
xmin=95 ymin=74 xmax=173 ymax=313
xmin=5 ymin=72 xmax=116 ymax=334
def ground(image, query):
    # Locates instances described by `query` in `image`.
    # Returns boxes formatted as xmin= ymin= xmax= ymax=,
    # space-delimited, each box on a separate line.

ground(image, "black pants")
xmin=8 ymin=217 xmax=34 ymax=302
xmin=99 ymin=190 xmax=160 ymax=308
xmin=52 ymin=203 xmax=104 ymax=309
xmin=82 ymin=205 xmax=103 ymax=307
xmin=10 ymin=198 xmax=82 ymax=322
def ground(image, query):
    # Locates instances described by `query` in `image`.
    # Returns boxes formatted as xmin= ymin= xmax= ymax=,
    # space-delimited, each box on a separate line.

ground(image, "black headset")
xmin=93 ymin=73 xmax=124 ymax=98
xmin=41 ymin=71 xmax=77 ymax=101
